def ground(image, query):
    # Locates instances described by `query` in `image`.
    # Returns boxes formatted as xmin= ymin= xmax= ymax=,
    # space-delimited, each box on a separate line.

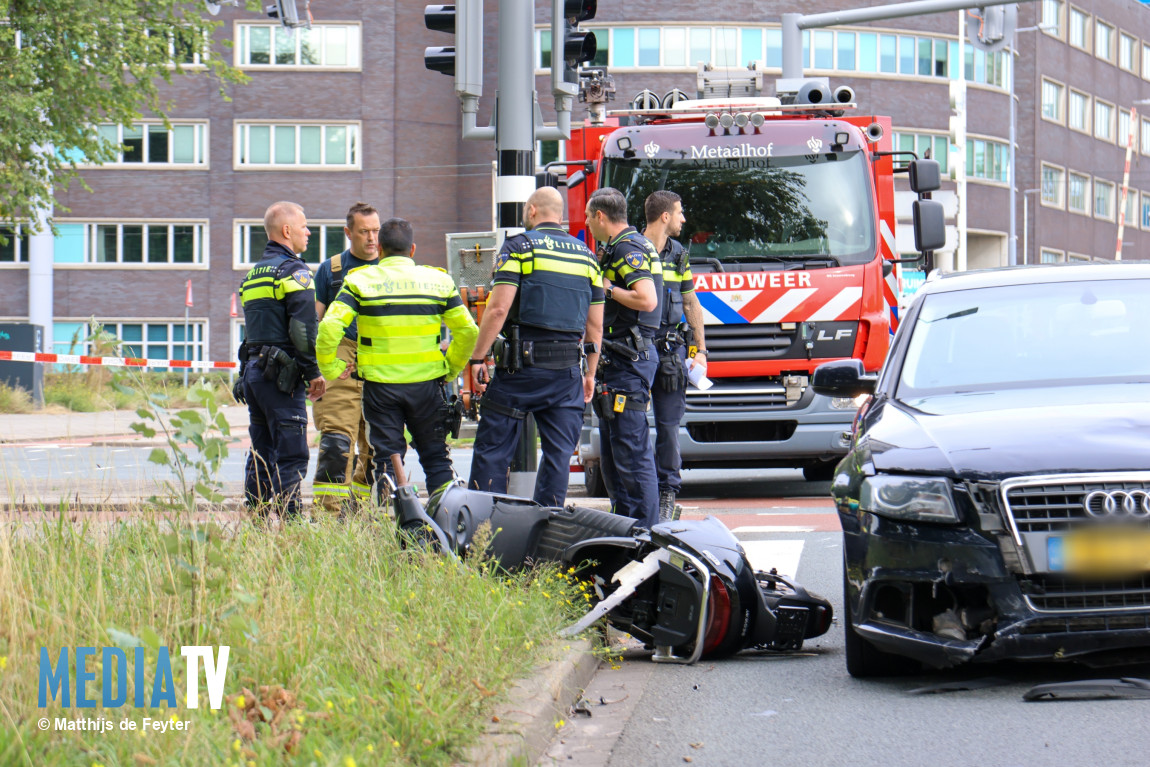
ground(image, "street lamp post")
xmin=1022 ymin=188 xmax=1039 ymax=264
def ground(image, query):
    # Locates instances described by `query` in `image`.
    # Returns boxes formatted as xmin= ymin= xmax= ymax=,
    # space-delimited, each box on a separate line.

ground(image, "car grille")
xmin=1002 ymin=477 xmax=1150 ymax=535
xmin=704 ymin=324 xmax=794 ymax=362
xmin=1021 ymin=573 xmax=1150 ymax=612
xmin=685 ymin=378 xmax=788 ymax=411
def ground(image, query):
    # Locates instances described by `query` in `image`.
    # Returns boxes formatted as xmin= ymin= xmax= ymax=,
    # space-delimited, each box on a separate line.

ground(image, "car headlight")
xmin=829 ymin=394 xmax=871 ymax=410
xmin=859 ymin=475 xmax=959 ymax=523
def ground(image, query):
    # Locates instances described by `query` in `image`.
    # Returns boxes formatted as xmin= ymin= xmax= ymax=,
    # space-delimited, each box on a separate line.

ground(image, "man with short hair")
xmin=238 ymin=201 xmax=326 ymax=522
xmin=311 ymin=202 xmax=381 ymax=515
xmin=468 ymin=187 xmax=604 ymax=506
xmin=316 ymin=218 xmax=478 ymax=500
xmin=584 ymin=187 xmax=662 ymax=527
xmin=643 ymin=190 xmax=707 ymax=521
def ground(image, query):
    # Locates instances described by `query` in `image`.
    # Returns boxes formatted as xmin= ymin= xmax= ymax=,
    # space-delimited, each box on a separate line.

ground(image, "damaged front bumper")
xmin=844 ymin=515 xmax=1150 ymax=669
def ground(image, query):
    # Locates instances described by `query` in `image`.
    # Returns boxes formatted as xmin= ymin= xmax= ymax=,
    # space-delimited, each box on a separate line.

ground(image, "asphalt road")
xmin=542 ymin=506 xmax=1150 ymax=767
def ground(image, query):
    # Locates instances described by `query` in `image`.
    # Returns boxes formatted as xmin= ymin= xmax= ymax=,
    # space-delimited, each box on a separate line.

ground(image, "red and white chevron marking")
xmin=0 ymin=350 xmax=237 ymax=371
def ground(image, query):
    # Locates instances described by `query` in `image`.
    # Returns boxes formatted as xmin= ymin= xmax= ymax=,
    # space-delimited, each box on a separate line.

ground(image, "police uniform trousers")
xmin=242 ymin=361 xmax=310 ymax=520
xmin=311 ymin=336 xmax=373 ymax=514
xmin=361 ymin=379 xmax=454 ymax=497
xmin=652 ymin=345 xmax=688 ymax=497
xmin=598 ymin=344 xmax=659 ymax=527
xmin=469 ymin=365 xmax=584 ymax=506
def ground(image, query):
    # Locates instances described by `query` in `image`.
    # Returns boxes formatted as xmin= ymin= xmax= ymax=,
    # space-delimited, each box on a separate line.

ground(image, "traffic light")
xmin=551 ymin=0 xmax=597 ymax=97
xmin=423 ymin=1 xmax=483 ymax=98
xmin=265 ymin=0 xmax=310 ymax=29
xmin=965 ymin=4 xmax=1017 ymax=53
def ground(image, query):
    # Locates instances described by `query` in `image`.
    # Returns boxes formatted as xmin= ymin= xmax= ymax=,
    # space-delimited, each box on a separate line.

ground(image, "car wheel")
xmin=803 ymin=460 xmax=837 ymax=483
xmin=843 ymin=569 xmax=917 ymax=678
xmin=582 ymin=459 xmax=607 ymax=497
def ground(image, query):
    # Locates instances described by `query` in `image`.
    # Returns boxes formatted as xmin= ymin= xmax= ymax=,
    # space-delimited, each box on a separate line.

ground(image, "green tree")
xmin=0 ymin=0 xmax=250 ymax=229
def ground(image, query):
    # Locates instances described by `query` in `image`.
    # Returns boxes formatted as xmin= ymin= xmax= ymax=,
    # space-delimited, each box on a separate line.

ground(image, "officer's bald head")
xmin=524 ymin=187 xmax=564 ymax=229
xmin=264 ymin=201 xmax=309 ymax=254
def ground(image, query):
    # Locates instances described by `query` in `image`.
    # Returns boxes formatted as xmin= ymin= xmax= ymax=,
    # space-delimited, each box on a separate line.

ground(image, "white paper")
xmin=688 ymin=363 xmax=713 ymax=390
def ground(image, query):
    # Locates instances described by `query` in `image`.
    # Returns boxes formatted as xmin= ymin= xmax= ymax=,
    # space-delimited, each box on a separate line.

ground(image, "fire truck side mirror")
xmin=912 ymin=199 xmax=946 ymax=253
xmin=566 ymin=169 xmax=587 ymax=188
xmin=908 ymin=159 xmax=941 ymax=193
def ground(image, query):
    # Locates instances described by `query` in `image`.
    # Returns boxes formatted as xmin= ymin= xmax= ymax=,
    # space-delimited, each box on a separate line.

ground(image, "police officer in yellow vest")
xmin=585 ymin=187 xmax=663 ymax=527
xmin=316 ymin=218 xmax=478 ymax=498
xmin=238 ymin=201 xmax=326 ymax=522
xmin=468 ymin=187 xmax=604 ymax=507
xmin=643 ymin=190 xmax=708 ymax=522
xmin=312 ymin=202 xmax=381 ymax=514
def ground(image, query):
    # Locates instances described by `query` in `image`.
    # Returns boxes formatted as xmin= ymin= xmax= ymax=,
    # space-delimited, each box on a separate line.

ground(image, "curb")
xmin=463 ymin=639 xmax=600 ymax=767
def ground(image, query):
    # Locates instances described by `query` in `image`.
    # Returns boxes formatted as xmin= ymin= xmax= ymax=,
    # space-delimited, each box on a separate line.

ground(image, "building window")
xmin=1040 ymin=249 xmax=1064 ymax=264
xmin=92 ymin=122 xmax=207 ymax=166
xmin=741 ymin=28 xmax=763 ymax=66
xmin=1069 ymin=7 xmax=1090 ymax=51
xmin=1041 ymin=79 xmax=1063 ymax=122
xmin=1120 ymin=32 xmax=1138 ymax=73
xmin=1068 ymin=172 xmax=1090 ymax=214
xmin=1068 ymin=90 xmax=1090 ymax=133
xmin=0 ymin=225 xmax=30 ymax=263
xmin=61 ymin=321 xmax=206 ymax=362
xmin=51 ymin=222 xmax=206 ymax=265
xmin=1067 ymin=253 xmax=1092 ymax=262
xmin=1094 ymin=178 xmax=1115 ymax=220
xmin=1119 ymin=110 xmax=1134 ymax=147
xmin=536 ymin=138 xmax=565 ymax=171
xmin=1042 ymin=0 xmax=1063 ymax=37
xmin=1123 ymin=189 xmax=1138 ymax=229
xmin=1142 ymin=192 xmax=1150 ymax=228
xmin=236 ymin=222 xmax=347 ymax=266
xmin=1095 ymin=20 xmax=1114 ymax=62
xmin=236 ymin=123 xmax=359 ymax=168
xmin=239 ymin=23 xmax=360 ymax=68
xmin=965 ymin=138 xmax=1008 ymax=183
xmin=892 ymin=131 xmax=949 ymax=174
xmin=1041 ymin=164 xmax=1065 ymax=208
xmin=1095 ymin=100 xmax=1114 ymax=142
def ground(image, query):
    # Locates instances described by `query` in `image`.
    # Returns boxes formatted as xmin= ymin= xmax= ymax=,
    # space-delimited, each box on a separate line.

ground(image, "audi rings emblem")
xmin=1083 ymin=490 xmax=1150 ymax=518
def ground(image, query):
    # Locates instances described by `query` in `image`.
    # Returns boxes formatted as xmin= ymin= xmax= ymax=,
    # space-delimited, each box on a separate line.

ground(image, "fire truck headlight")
xmin=704 ymin=113 xmax=720 ymax=129
xmin=718 ymin=113 xmax=735 ymax=129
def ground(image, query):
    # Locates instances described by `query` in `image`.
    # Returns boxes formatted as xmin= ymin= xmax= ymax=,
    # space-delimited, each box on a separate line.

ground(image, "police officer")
xmin=238 ymin=201 xmax=326 ymax=522
xmin=316 ymin=218 xmax=478 ymax=500
xmin=311 ymin=201 xmax=381 ymax=515
xmin=468 ymin=187 xmax=604 ymax=507
xmin=584 ymin=187 xmax=663 ymax=527
xmin=643 ymin=191 xmax=708 ymax=521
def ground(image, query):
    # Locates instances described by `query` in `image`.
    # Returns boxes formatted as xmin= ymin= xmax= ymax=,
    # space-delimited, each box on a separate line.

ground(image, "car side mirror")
xmin=812 ymin=359 xmax=877 ymax=398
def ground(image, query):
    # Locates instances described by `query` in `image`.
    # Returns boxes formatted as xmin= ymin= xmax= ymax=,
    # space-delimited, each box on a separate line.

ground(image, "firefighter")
xmin=643 ymin=191 xmax=707 ymax=521
xmin=467 ymin=187 xmax=604 ymax=507
xmin=311 ymin=201 xmax=381 ymax=515
xmin=238 ymin=201 xmax=326 ymax=522
xmin=315 ymin=218 xmax=478 ymax=501
xmin=584 ymin=187 xmax=663 ymax=527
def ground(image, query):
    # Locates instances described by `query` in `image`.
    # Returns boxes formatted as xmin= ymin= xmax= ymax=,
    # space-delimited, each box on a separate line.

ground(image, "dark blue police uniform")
xmin=597 ymin=227 xmax=663 ymax=527
xmin=239 ymin=241 xmax=320 ymax=520
xmin=652 ymin=237 xmax=694 ymax=511
xmin=469 ymin=223 xmax=603 ymax=506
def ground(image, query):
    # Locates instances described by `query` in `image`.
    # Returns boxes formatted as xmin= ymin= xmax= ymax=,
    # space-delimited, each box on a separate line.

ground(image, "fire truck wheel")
xmin=802 ymin=460 xmax=837 ymax=483
xmin=582 ymin=459 xmax=607 ymax=497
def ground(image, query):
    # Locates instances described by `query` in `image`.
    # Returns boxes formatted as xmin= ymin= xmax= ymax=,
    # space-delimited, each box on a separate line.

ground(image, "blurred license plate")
xmin=1048 ymin=528 xmax=1150 ymax=576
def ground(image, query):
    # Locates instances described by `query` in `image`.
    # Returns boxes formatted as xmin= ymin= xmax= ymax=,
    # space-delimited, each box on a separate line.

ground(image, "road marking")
xmin=732 ymin=525 xmax=816 ymax=533
xmin=739 ymin=539 xmax=805 ymax=579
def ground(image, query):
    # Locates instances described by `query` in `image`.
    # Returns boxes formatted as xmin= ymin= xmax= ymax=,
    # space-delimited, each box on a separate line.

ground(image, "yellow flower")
xmin=391 ymin=740 xmax=401 ymax=748
xmin=542 ymin=591 xmax=551 ymax=599
xmin=343 ymin=758 xmax=357 ymax=767
xmin=169 ymin=714 xmax=179 ymax=723
xmin=0 ymin=656 xmax=7 ymax=671
xmin=554 ymin=719 xmax=565 ymax=729
xmin=314 ymin=749 xmax=323 ymax=759
xmin=366 ymin=745 xmax=374 ymax=753
xmin=326 ymin=699 xmax=334 ymax=711
xmin=234 ymin=695 xmax=246 ymax=709
xmin=517 ymin=600 xmax=524 ymax=606
xmin=232 ymin=739 xmax=242 ymax=752
xmin=415 ymin=683 xmax=422 ymax=692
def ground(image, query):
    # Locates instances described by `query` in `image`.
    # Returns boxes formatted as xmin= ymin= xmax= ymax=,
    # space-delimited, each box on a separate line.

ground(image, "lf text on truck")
xmin=560 ymin=64 xmax=945 ymax=492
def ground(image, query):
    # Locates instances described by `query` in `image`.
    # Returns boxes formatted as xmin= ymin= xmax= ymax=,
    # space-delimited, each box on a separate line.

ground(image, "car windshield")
xmin=897 ymin=277 xmax=1150 ymax=397
xmin=600 ymin=150 xmax=876 ymax=266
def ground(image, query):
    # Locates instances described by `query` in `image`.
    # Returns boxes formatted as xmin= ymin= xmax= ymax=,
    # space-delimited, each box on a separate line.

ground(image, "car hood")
xmin=863 ymin=383 xmax=1150 ymax=480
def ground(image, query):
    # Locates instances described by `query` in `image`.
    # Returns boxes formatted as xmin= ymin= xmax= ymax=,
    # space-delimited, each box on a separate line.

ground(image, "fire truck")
xmin=562 ymin=69 xmax=942 ymax=492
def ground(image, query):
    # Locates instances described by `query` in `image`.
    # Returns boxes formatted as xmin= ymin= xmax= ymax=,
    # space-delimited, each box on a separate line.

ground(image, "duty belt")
xmin=602 ymin=326 xmax=652 ymax=361
xmin=495 ymin=339 xmax=582 ymax=370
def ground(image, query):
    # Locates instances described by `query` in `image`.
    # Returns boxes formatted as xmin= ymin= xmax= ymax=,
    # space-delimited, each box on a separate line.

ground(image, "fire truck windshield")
xmin=601 ymin=150 xmax=876 ymax=267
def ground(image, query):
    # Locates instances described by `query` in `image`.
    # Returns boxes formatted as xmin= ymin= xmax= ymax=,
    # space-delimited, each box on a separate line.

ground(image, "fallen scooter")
xmin=381 ymin=455 xmax=832 ymax=663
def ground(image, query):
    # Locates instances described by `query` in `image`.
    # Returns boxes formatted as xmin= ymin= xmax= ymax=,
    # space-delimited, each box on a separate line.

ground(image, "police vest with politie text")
xmin=493 ymin=223 xmax=602 ymax=371
xmin=600 ymin=227 xmax=664 ymax=345
xmin=239 ymin=241 xmax=321 ymax=390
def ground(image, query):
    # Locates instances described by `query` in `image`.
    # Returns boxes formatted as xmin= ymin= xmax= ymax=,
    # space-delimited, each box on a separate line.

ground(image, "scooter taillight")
xmin=701 ymin=575 xmax=732 ymax=655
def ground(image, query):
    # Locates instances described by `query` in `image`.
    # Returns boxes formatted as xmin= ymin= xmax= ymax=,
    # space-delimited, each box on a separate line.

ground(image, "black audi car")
xmin=812 ymin=263 xmax=1150 ymax=677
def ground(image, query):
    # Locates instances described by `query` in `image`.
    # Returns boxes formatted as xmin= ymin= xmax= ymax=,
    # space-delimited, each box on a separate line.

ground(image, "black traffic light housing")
xmin=552 ymin=0 xmax=597 ymax=97
xmin=424 ymin=4 xmax=456 ymax=76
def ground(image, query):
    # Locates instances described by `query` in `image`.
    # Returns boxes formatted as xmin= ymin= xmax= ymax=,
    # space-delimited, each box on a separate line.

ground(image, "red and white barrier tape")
xmin=0 ymin=350 xmax=237 ymax=371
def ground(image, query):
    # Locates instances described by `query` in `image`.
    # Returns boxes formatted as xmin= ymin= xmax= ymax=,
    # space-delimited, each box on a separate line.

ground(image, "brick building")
xmin=1 ymin=0 xmax=1146 ymax=364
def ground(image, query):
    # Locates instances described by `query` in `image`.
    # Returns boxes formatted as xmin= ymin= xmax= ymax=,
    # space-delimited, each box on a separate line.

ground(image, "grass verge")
xmin=0 ymin=512 xmax=587 ymax=766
